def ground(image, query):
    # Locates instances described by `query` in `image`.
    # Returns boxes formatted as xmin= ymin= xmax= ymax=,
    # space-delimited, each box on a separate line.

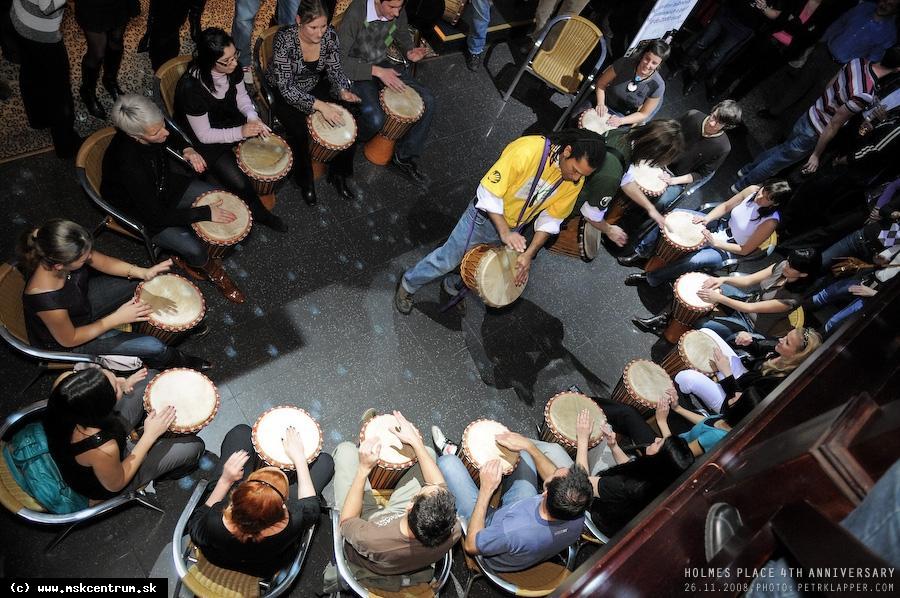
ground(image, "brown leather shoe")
xmin=204 ymin=259 xmax=246 ymax=304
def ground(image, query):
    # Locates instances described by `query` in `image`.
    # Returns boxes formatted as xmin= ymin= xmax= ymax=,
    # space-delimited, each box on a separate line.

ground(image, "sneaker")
xmin=465 ymin=51 xmax=483 ymax=71
xmin=736 ymin=167 xmax=747 ymax=178
xmin=394 ymin=279 xmax=414 ymax=315
xmin=359 ymin=408 xmax=376 ymax=426
xmin=729 ymin=183 xmax=741 ymax=195
xmin=431 ymin=425 xmax=458 ymax=456
xmin=391 ymin=155 xmax=431 ymax=187
xmin=242 ymin=66 xmax=254 ymax=86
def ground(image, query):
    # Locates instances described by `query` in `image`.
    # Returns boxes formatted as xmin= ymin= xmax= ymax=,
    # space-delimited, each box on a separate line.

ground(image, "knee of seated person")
xmin=542 ymin=443 xmax=574 ymax=469
xmin=333 ymin=441 xmax=358 ymax=458
xmin=182 ymin=248 xmax=208 ymax=269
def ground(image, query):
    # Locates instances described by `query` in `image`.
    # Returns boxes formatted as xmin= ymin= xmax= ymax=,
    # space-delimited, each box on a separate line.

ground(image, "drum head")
xmin=476 ymin=246 xmax=526 ymax=307
xmin=463 ymin=419 xmax=518 ymax=474
xmin=681 ymin=330 xmax=718 ymax=374
xmin=675 ymin=272 xmax=714 ymax=309
xmin=136 ymin=274 xmax=205 ymax=330
xmin=547 ymin=392 xmax=606 ymax=444
xmin=238 ymin=135 xmax=292 ymax=177
xmin=579 ymin=110 xmax=612 ymax=135
xmin=361 ymin=414 xmax=417 ymax=466
xmin=253 ymin=406 xmax=322 ymax=468
xmin=382 ymin=86 xmax=424 ymax=119
xmin=664 ymin=211 xmax=705 ymax=248
xmin=309 ymin=107 xmax=357 ymax=148
xmin=626 ymin=360 xmax=673 ymax=407
xmin=580 ymin=217 xmax=602 ymax=259
xmin=192 ymin=191 xmax=252 ymax=243
xmin=632 ymin=161 xmax=667 ymax=194
xmin=143 ymin=368 xmax=219 ymax=432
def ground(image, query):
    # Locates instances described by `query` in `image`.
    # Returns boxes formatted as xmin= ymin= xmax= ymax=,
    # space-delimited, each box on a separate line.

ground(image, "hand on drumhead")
xmin=183 ymin=148 xmax=207 ymax=174
xmin=479 ymin=459 xmax=503 ymax=494
xmin=514 ymin=253 xmax=531 ymax=287
xmin=242 ymin=119 xmax=270 ymax=139
xmin=391 ymin=411 xmax=423 ymax=447
xmin=691 ymin=214 xmax=708 ymax=225
xmin=317 ymin=102 xmax=346 ymax=127
xmin=601 ymin=425 xmax=617 ymax=447
xmin=605 ymin=224 xmax=628 ymax=247
xmin=734 ymin=331 xmax=754 ymax=346
xmin=652 ymin=211 xmax=667 ymax=231
xmin=711 ymin=347 xmax=732 ymax=376
xmin=702 ymin=277 xmax=724 ymax=290
xmin=339 ymin=88 xmax=361 ymax=104
xmin=607 ymin=114 xmax=623 ymax=128
xmin=145 ymin=259 xmax=173 ymax=280
xmin=223 ymin=450 xmax=250 ymax=484
xmin=496 ymin=432 xmax=531 ymax=453
xmin=374 ymin=66 xmax=405 ymax=92
xmin=594 ymin=104 xmax=608 ymax=118
xmin=696 ymin=287 xmax=721 ymax=303
xmin=575 ymin=410 xmax=593 ymax=443
xmin=658 ymin=172 xmax=672 ymax=185
xmin=209 ymin=199 xmax=238 ymax=224
xmin=655 ymin=392 xmax=671 ymax=421
xmin=144 ymin=405 xmax=176 ymax=439
xmin=358 ymin=437 xmax=382 ymax=471
xmin=501 ymin=231 xmax=527 ymax=253
xmin=283 ymin=426 xmax=307 ymax=464
xmin=112 ymin=297 xmax=154 ymax=325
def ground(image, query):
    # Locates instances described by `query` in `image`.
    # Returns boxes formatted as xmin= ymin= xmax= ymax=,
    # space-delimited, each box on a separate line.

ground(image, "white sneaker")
xmin=737 ymin=168 xmax=747 ymax=177
xmin=431 ymin=425 xmax=458 ymax=456
xmin=242 ymin=67 xmax=254 ymax=86
xmin=729 ymin=183 xmax=741 ymax=195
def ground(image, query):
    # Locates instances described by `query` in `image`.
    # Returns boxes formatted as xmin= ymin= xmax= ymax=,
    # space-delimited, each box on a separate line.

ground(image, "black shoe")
xmin=169 ymin=349 xmax=213 ymax=371
xmin=300 ymin=184 xmax=317 ymax=206
xmin=617 ymin=254 xmax=647 ymax=268
xmin=391 ymin=155 xmax=431 ymax=187
xmin=705 ymin=503 xmax=745 ymax=562
xmin=80 ymin=87 xmax=106 ymax=119
xmin=256 ymin=211 xmax=288 ymax=232
xmin=137 ymin=31 xmax=151 ymax=54
xmin=466 ymin=51 xmax=483 ymax=71
xmin=0 ymin=79 xmax=11 ymax=101
xmin=756 ymin=108 xmax=778 ymax=121
xmin=102 ymin=78 xmax=125 ymax=102
xmin=631 ymin=313 xmax=669 ymax=334
xmin=329 ymin=174 xmax=359 ymax=200
xmin=624 ymin=272 xmax=647 ymax=286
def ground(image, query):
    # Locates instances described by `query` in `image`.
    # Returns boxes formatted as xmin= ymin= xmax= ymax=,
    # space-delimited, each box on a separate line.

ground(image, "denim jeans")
xmin=152 ymin=180 xmax=216 ymax=268
xmin=468 ymin=0 xmax=492 ymax=55
xmin=639 ymin=209 xmax=729 ymax=286
xmin=655 ymin=183 xmax=685 ymax=215
xmin=684 ymin=11 xmax=753 ymax=78
xmin=351 ymin=71 xmax=435 ymax=161
xmin=821 ymin=229 xmax=872 ymax=269
xmin=734 ymin=115 xmax=818 ymax=189
xmin=812 ymin=276 xmax=866 ymax=334
xmin=402 ymin=203 xmax=502 ymax=294
xmin=437 ymin=452 xmax=539 ymax=524
xmin=232 ymin=0 xmax=297 ymax=69
xmin=696 ymin=284 xmax=755 ymax=341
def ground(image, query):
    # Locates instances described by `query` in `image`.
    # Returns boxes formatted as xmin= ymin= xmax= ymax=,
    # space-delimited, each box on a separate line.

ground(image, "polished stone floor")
xmin=0 ymin=40 xmax=762 ymax=596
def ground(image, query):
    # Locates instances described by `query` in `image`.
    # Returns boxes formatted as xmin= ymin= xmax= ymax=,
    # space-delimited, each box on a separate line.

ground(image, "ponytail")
xmin=16 ymin=219 xmax=93 ymax=275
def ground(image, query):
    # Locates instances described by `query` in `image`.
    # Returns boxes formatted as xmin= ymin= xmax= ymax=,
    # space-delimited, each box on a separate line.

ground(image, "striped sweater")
xmin=10 ymin=0 xmax=67 ymax=43
xmin=807 ymin=58 xmax=875 ymax=135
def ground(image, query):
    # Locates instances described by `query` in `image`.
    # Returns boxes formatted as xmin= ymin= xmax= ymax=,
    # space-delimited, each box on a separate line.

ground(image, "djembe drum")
xmin=661 ymin=329 xmax=719 ymax=378
xmin=578 ymin=109 xmax=613 ymax=136
xmin=547 ymin=216 xmax=603 ymax=262
xmin=540 ymin=391 xmax=607 ymax=456
xmin=663 ymin=272 xmax=715 ymax=343
xmin=143 ymin=368 xmax=220 ymax=433
xmin=134 ymin=274 xmax=205 ymax=344
xmin=460 ymin=419 xmax=520 ymax=483
xmin=364 ymin=86 xmax=424 ymax=166
xmin=645 ymin=211 xmax=707 ymax=272
xmin=252 ymin=406 xmax=323 ymax=470
xmin=359 ymin=413 xmax=418 ymax=489
xmin=610 ymin=359 xmax=674 ymax=416
xmin=460 ymin=244 xmax=527 ymax=308
xmin=604 ymin=161 xmax=669 ymax=224
xmin=191 ymin=191 xmax=252 ymax=259
xmin=307 ymin=107 xmax=357 ymax=180
xmin=235 ymin=134 xmax=293 ymax=210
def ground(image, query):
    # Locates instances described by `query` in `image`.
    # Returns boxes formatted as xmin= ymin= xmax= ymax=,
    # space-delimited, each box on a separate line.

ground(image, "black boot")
xmin=300 ymin=183 xmax=317 ymax=206
xmin=102 ymin=46 xmax=125 ymax=101
xmin=328 ymin=174 xmax=359 ymax=200
xmin=189 ymin=0 xmax=206 ymax=43
xmin=166 ymin=348 xmax=212 ymax=371
xmin=631 ymin=313 xmax=669 ymax=334
xmin=254 ymin=209 xmax=288 ymax=232
xmin=617 ymin=253 xmax=647 ymax=268
xmin=80 ymin=60 xmax=106 ymax=119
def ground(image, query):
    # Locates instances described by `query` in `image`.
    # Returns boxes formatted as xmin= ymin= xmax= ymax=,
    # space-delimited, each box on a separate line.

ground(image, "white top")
xmin=475 ymin=184 xmax=563 ymax=234
xmin=713 ymin=194 xmax=780 ymax=246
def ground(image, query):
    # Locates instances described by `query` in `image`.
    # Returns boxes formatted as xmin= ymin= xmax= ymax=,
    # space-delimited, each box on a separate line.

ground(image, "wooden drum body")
xmin=645 ymin=211 xmax=706 ymax=272
xmin=143 ymin=368 xmax=220 ymax=433
xmin=664 ymin=272 xmax=714 ymax=343
xmin=540 ymin=392 xmax=607 ymax=456
xmin=307 ymin=107 xmax=357 ymax=180
xmin=460 ymin=244 xmax=527 ymax=308
xmin=359 ymin=414 xmax=417 ymax=489
xmin=461 ymin=419 xmax=520 ymax=483
xmin=252 ymin=406 xmax=323 ymax=470
xmin=235 ymin=134 xmax=293 ymax=198
xmin=604 ymin=161 xmax=668 ymax=225
xmin=547 ymin=216 xmax=603 ymax=262
xmin=135 ymin=274 xmax=205 ymax=343
xmin=661 ymin=329 xmax=719 ymax=378
xmin=610 ymin=359 xmax=674 ymax=416
xmin=442 ymin=0 xmax=468 ymax=25
xmin=191 ymin=191 xmax=253 ymax=259
xmin=364 ymin=87 xmax=424 ymax=166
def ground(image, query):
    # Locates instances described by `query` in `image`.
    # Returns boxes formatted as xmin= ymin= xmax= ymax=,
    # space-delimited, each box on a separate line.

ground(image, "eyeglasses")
xmin=216 ymin=50 xmax=241 ymax=67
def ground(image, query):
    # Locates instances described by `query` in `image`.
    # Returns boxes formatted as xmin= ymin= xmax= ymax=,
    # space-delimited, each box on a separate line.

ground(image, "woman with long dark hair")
xmin=45 ymin=367 xmax=204 ymax=502
xmin=175 ymin=27 xmax=287 ymax=232
xmin=74 ymin=0 xmax=133 ymax=119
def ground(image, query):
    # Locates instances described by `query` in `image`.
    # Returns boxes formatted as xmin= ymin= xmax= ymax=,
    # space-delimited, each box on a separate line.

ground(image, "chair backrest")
xmin=182 ymin=548 xmax=262 ymax=598
xmin=155 ymin=55 xmax=192 ymax=117
xmin=789 ymin=306 xmax=805 ymax=329
xmin=258 ymin=26 xmax=280 ymax=76
xmin=0 ymin=263 xmax=28 ymax=343
xmin=532 ymin=17 xmax=603 ymax=95
xmin=75 ymin=127 xmax=117 ymax=196
xmin=331 ymin=0 xmax=354 ymax=28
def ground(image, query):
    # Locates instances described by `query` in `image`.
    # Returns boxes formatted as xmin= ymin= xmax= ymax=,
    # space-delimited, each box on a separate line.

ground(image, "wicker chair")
xmin=458 ymin=518 xmax=576 ymax=597
xmin=155 ymin=55 xmax=192 ymax=118
xmin=254 ymin=26 xmax=280 ymax=128
xmin=75 ymin=127 xmax=159 ymax=265
xmin=0 ymin=399 xmax=163 ymax=552
xmin=503 ymin=16 xmax=606 ymax=128
xmin=172 ymin=480 xmax=318 ymax=597
xmin=0 ymin=263 xmax=104 ymax=392
xmin=330 ymin=489 xmax=453 ymax=597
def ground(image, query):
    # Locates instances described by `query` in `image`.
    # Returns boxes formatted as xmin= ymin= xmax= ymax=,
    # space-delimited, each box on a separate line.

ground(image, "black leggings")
xmin=202 ymin=148 xmax=273 ymax=219
xmin=81 ymin=25 xmax=125 ymax=79
xmin=593 ymin=395 xmax=698 ymax=445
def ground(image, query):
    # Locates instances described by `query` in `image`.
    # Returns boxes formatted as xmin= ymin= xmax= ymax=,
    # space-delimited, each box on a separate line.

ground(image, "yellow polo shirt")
xmin=478 ymin=136 xmax=584 ymax=229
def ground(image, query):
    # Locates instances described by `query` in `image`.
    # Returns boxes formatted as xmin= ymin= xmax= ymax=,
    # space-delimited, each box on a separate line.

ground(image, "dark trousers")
xmin=684 ymin=10 xmax=753 ymax=80
xmin=148 ymin=0 xmax=190 ymax=71
xmin=199 ymin=146 xmax=275 ymax=219
xmin=151 ymin=180 xmax=216 ymax=268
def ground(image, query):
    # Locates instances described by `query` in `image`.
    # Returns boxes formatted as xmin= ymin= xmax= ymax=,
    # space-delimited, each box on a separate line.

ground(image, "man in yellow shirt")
xmin=395 ymin=130 xmax=608 ymax=314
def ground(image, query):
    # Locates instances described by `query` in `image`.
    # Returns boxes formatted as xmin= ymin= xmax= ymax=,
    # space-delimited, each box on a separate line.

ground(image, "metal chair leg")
xmin=45 ymin=523 xmax=77 ymax=552
xmin=461 ymin=571 xmax=482 ymax=598
xmin=135 ymin=495 xmax=165 ymax=514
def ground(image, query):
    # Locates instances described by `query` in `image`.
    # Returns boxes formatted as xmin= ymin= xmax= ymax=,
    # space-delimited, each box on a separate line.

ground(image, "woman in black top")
xmin=74 ymin=0 xmax=134 ymax=119
xmin=266 ymin=0 xmax=361 ymax=205
xmin=45 ymin=367 xmax=204 ymax=502
xmin=18 ymin=219 xmax=208 ymax=370
xmin=175 ymin=28 xmax=287 ymax=233
xmin=188 ymin=424 xmax=334 ymax=577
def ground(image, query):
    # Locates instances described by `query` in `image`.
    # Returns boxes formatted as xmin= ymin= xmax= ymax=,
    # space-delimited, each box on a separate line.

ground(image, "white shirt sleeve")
xmin=620 ymin=164 xmax=637 ymax=186
xmin=876 ymin=246 xmax=900 ymax=283
xmin=475 ymin=184 xmax=504 ymax=215
xmin=580 ymin=202 xmax=607 ymax=223
xmin=534 ymin=211 xmax=563 ymax=235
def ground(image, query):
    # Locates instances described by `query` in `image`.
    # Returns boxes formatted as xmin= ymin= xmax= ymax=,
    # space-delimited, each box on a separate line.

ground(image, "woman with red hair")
xmin=187 ymin=424 xmax=334 ymax=576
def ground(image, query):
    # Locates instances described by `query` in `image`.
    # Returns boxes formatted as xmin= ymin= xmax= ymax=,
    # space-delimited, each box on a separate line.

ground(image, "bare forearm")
xmin=674 ymin=407 xmax=705 ymax=425
xmin=575 ymin=440 xmax=589 ymax=472
xmin=116 ymin=437 xmax=155 ymax=491
xmin=339 ymin=469 xmax=369 ymax=523
xmin=524 ymin=444 xmax=559 ymax=481
xmin=611 ymin=445 xmax=630 ymax=465
xmin=525 ymin=231 xmax=550 ymax=259
xmin=90 ymin=252 xmax=146 ymax=280
xmin=623 ymin=184 xmax=661 ymax=219
xmin=294 ymin=460 xmax=316 ymax=499
xmin=412 ymin=442 xmax=445 ymax=485
xmin=488 ymin=212 xmax=512 ymax=239
xmin=205 ymin=477 xmax=234 ymax=506
xmin=464 ymin=491 xmax=493 ymax=554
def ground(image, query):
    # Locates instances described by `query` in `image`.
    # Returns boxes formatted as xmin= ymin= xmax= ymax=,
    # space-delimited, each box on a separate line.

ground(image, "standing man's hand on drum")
xmin=514 ymin=253 xmax=531 ymax=287
xmin=495 ymin=432 xmax=532 ymax=453
xmin=339 ymin=88 xmax=361 ymax=103
xmin=603 ymin=223 xmax=628 ymax=247
xmin=182 ymin=147 xmax=207 ymax=174
xmin=501 ymin=231 xmax=527 ymax=253
xmin=406 ymin=47 xmax=427 ymax=62
xmin=373 ymin=65 xmax=406 ymax=92
xmin=314 ymin=100 xmax=346 ymax=127
xmin=209 ymin=198 xmax=238 ymax=224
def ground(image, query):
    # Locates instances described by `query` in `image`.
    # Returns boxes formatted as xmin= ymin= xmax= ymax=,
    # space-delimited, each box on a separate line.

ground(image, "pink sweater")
xmin=186 ymin=71 xmax=259 ymax=145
